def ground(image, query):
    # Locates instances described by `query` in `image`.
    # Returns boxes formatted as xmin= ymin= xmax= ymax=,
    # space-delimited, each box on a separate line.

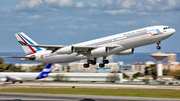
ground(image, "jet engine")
xmin=116 ymin=48 xmax=134 ymax=55
xmin=0 ymin=78 xmax=8 ymax=82
xmin=56 ymin=46 xmax=74 ymax=54
xmin=29 ymin=55 xmax=36 ymax=61
xmin=91 ymin=47 xmax=109 ymax=56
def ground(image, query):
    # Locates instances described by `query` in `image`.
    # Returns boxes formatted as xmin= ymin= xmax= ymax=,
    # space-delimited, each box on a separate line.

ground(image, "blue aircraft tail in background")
xmin=36 ymin=63 xmax=52 ymax=79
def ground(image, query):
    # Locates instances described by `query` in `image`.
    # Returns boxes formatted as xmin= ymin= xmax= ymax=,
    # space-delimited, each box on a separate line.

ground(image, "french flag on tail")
xmin=15 ymin=32 xmax=45 ymax=55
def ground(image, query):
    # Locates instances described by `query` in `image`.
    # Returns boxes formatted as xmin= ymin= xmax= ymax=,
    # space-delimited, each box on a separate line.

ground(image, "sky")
xmin=0 ymin=0 xmax=180 ymax=53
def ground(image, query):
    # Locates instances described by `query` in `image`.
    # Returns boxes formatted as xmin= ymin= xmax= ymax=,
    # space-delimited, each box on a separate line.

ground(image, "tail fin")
xmin=36 ymin=63 xmax=53 ymax=79
xmin=15 ymin=32 xmax=45 ymax=55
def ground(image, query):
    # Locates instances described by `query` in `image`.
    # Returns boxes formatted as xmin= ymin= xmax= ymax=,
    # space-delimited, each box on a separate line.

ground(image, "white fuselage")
xmin=0 ymin=73 xmax=39 ymax=81
xmin=25 ymin=26 xmax=175 ymax=63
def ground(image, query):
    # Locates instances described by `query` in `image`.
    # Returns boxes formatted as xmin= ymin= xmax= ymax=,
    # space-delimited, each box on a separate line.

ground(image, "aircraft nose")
xmin=168 ymin=28 xmax=176 ymax=36
xmin=171 ymin=28 xmax=176 ymax=34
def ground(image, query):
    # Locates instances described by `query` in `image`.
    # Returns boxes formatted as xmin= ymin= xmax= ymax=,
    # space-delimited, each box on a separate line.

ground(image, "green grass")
xmin=0 ymin=88 xmax=180 ymax=98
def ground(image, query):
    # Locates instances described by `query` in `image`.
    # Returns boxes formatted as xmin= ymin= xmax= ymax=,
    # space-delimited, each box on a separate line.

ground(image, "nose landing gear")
xmin=156 ymin=41 xmax=161 ymax=50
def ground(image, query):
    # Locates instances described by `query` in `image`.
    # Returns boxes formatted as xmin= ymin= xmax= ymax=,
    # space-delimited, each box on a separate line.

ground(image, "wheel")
xmin=83 ymin=63 xmax=89 ymax=68
xmin=103 ymin=60 xmax=109 ymax=64
xmin=12 ymin=81 xmax=15 ymax=84
xmin=19 ymin=81 xmax=23 ymax=83
xmin=99 ymin=63 xmax=105 ymax=68
xmin=156 ymin=46 xmax=161 ymax=50
xmin=91 ymin=61 xmax=96 ymax=65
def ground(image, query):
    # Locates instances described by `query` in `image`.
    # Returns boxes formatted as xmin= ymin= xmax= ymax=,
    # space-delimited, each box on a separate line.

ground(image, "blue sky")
xmin=0 ymin=0 xmax=179 ymax=53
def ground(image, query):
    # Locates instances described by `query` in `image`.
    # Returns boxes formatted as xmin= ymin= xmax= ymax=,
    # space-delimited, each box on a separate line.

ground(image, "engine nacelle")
xmin=56 ymin=46 xmax=74 ymax=54
xmin=116 ymin=48 xmax=134 ymax=55
xmin=91 ymin=47 xmax=109 ymax=56
xmin=29 ymin=55 xmax=36 ymax=61
xmin=0 ymin=78 xmax=8 ymax=82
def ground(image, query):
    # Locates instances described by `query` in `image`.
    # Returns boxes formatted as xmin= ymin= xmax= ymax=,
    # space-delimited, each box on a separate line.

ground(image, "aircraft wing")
xmin=5 ymin=56 xmax=30 ymax=58
xmin=22 ymin=44 xmax=65 ymax=52
xmin=6 ymin=76 xmax=22 ymax=81
xmin=4 ymin=56 xmax=36 ymax=60
xmin=20 ymin=42 xmax=120 ymax=53
xmin=74 ymin=45 xmax=119 ymax=53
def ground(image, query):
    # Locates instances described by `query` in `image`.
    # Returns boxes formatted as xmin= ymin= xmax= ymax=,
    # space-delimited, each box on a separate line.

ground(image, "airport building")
xmin=131 ymin=62 xmax=146 ymax=74
xmin=51 ymin=64 xmax=63 ymax=71
xmin=15 ymin=63 xmax=63 ymax=72
xmin=168 ymin=53 xmax=177 ymax=62
xmin=145 ymin=61 xmax=155 ymax=67
xmin=131 ymin=53 xmax=180 ymax=75
xmin=15 ymin=63 xmax=39 ymax=72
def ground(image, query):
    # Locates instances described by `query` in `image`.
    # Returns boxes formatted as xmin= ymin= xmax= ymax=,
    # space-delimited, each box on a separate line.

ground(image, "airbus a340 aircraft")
xmin=0 ymin=63 xmax=52 ymax=84
xmin=9 ymin=25 xmax=175 ymax=68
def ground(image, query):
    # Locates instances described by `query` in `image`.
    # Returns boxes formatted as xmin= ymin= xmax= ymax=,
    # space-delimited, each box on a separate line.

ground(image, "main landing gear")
xmin=83 ymin=58 xmax=97 ymax=68
xmin=99 ymin=57 xmax=109 ymax=67
xmin=83 ymin=57 xmax=109 ymax=68
xmin=156 ymin=41 xmax=161 ymax=50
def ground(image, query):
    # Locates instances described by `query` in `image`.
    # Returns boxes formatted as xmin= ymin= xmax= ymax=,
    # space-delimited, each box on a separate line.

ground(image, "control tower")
xmin=150 ymin=52 xmax=169 ymax=76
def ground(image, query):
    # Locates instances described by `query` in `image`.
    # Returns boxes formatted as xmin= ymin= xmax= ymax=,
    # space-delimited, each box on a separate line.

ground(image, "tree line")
xmin=0 ymin=57 xmax=46 ymax=72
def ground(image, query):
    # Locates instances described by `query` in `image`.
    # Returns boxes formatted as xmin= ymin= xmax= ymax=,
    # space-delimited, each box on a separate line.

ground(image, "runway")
xmin=1 ymin=82 xmax=180 ymax=101
xmin=0 ymin=82 xmax=180 ymax=89
xmin=0 ymin=92 xmax=180 ymax=101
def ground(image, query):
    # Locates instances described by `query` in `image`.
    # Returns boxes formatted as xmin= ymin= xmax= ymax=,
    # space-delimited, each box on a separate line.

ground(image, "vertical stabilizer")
xmin=36 ymin=63 xmax=52 ymax=79
xmin=15 ymin=32 xmax=45 ymax=55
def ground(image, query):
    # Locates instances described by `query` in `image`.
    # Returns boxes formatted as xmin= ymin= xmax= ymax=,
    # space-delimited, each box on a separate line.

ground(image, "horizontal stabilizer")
xmin=4 ymin=56 xmax=36 ymax=61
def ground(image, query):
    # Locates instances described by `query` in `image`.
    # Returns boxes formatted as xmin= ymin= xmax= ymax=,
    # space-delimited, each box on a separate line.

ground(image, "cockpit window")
xmin=163 ymin=27 xmax=170 ymax=30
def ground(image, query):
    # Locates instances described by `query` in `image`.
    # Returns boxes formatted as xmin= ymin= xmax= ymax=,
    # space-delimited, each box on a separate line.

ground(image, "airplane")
xmin=8 ymin=25 xmax=175 ymax=68
xmin=0 ymin=63 xmax=52 ymax=84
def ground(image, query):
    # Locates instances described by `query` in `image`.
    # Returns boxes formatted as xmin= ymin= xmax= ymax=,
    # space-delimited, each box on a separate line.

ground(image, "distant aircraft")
xmin=8 ymin=25 xmax=175 ymax=68
xmin=0 ymin=63 xmax=52 ymax=84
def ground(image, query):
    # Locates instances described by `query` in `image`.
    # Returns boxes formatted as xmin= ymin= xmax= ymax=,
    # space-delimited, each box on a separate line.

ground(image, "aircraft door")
xmin=151 ymin=30 xmax=158 ymax=35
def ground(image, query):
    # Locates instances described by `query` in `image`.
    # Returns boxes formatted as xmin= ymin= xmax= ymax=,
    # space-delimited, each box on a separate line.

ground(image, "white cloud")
xmin=100 ymin=0 xmax=114 ymax=6
xmin=150 ymin=20 xmax=160 ymax=24
xmin=142 ymin=0 xmax=180 ymax=11
xmin=89 ymin=3 xmax=98 ymax=7
xmin=14 ymin=0 xmax=43 ymax=10
xmin=104 ymin=9 xmax=134 ymax=15
xmin=121 ymin=0 xmax=136 ymax=9
xmin=166 ymin=20 xmax=177 ymax=23
xmin=161 ymin=0 xmax=177 ymax=10
xmin=15 ymin=23 xmax=34 ymax=27
xmin=88 ymin=9 xmax=102 ymax=15
xmin=28 ymin=15 xmax=41 ymax=19
xmin=68 ymin=25 xmax=79 ymax=29
xmin=138 ymin=12 xmax=151 ymax=15
xmin=82 ymin=24 xmax=98 ymax=29
xmin=44 ymin=0 xmax=73 ymax=7
xmin=46 ymin=25 xmax=58 ymax=30
xmin=75 ymin=2 xmax=86 ymax=8
xmin=100 ymin=0 xmax=137 ymax=9
xmin=115 ymin=21 xmax=136 ymax=26
xmin=8 ymin=28 xmax=19 ymax=31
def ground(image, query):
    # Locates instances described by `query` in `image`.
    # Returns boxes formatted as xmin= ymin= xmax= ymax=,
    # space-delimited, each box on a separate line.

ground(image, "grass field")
xmin=0 ymin=88 xmax=180 ymax=98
